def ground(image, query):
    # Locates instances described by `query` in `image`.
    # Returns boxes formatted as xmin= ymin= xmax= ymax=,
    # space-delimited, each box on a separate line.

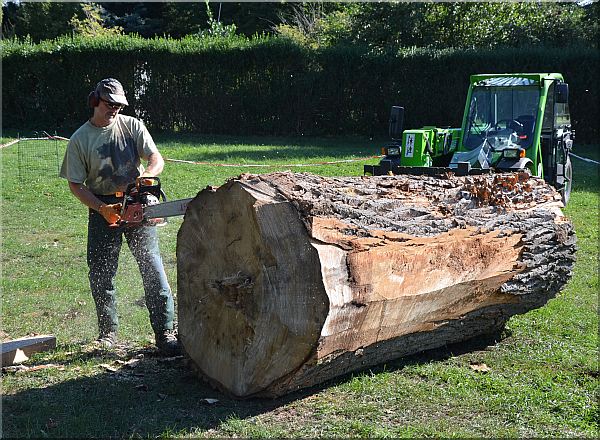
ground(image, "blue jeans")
xmin=87 ymin=195 xmax=174 ymax=336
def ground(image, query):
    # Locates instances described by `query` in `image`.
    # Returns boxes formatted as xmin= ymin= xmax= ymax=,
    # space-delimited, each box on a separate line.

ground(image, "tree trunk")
xmin=176 ymin=171 xmax=575 ymax=398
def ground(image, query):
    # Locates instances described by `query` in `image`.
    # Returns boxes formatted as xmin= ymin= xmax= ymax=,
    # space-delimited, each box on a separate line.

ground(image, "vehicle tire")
xmin=560 ymin=157 xmax=573 ymax=206
xmin=526 ymin=162 xmax=543 ymax=178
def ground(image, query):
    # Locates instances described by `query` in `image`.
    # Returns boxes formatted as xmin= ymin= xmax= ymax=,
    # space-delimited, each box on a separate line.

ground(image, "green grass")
xmin=1 ymin=135 xmax=598 ymax=438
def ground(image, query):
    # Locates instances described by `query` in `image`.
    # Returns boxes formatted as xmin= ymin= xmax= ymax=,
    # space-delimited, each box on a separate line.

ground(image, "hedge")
xmin=2 ymin=34 xmax=598 ymax=143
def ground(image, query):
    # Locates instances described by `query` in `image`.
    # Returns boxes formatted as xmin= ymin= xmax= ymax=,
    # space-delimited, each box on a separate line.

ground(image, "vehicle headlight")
xmin=503 ymin=148 xmax=525 ymax=159
xmin=386 ymin=146 xmax=401 ymax=156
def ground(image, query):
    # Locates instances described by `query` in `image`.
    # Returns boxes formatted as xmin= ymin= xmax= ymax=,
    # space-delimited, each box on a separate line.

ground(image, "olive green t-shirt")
xmin=60 ymin=115 xmax=158 ymax=195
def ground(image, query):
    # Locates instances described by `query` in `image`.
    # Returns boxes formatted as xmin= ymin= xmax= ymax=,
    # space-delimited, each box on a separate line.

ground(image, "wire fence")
xmin=10 ymin=133 xmax=68 ymax=182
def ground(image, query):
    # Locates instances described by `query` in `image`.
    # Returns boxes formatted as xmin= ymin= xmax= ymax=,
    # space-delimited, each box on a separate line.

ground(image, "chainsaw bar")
xmin=143 ymin=198 xmax=194 ymax=220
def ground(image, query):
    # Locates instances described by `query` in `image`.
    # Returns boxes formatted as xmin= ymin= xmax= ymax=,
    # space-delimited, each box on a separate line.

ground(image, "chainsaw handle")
xmin=123 ymin=176 xmax=162 ymax=196
xmin=116 ymin=176 xmax=168 ymax=229
xmin=137 ymin=175 xmax=161 ymax=189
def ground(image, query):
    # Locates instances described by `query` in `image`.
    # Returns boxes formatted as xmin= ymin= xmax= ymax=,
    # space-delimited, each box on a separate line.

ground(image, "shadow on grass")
xmin=2 ymin=332 xmax=504 ymax=438
xmin=154 ymin=132 xmax=381 ymax=148
xmin=2 ymin=347 xmax=289 ymax=438
xmin=164 ymin=147 xmax=380 ymax=164
xmin=156 ymin=133 xmax=383 ymax=163
xmin=569 ymin=156 xmax=600 ymax=193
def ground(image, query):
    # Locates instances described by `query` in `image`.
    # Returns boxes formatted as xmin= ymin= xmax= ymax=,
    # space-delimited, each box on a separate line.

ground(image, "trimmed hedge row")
xmin=2 ymin=35 xmax=598 ymax=143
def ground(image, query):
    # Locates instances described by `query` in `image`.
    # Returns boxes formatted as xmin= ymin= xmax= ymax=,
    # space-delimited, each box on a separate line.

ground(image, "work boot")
xmin=95 ymin=331 xmax=117 ymax=349
xmin=155 ymin=330 xmax=182 ymax=356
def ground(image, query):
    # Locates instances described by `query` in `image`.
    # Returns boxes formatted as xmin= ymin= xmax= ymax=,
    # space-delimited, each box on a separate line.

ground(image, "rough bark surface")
xmin=176 ymin=171 xmax=576 ymax=398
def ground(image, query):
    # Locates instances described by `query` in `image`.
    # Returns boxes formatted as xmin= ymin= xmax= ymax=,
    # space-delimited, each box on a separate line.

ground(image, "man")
xmin=60 ymin=78 xmax=180 ymax=355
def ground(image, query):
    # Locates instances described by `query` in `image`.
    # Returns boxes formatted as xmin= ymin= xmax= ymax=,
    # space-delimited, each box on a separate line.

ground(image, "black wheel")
xmin=560 ymin=157 xmax=573 ymax=206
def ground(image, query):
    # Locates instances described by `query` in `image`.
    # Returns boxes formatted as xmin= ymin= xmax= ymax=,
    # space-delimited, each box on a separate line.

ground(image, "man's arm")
xmin=140 ymin=151 xmax=165 ymax=177
xmin=68 ymin=181 xmax=121 ymax=224
xmin=68 ymin=181 xmax=105 ymax=211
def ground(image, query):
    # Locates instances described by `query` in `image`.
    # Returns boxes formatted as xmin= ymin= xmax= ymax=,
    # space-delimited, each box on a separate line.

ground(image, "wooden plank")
xmin=0 ymin=139 xmax=19 ymax=149
xmin=1 ymin=335 xmax=57 ymax=366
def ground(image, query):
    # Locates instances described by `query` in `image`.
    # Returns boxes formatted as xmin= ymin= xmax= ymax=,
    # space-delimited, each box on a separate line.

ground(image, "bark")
xmin=176 ymin=171 xmax=576 ymax=398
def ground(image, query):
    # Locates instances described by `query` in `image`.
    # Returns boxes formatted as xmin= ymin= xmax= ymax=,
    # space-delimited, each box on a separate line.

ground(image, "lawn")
xmin=1 ymin=133 xmax=598 ymax=438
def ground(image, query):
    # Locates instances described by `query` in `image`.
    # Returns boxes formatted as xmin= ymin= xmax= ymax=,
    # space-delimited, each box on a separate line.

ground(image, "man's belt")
xmin=94 ymin=192 xmax=125 ymax=198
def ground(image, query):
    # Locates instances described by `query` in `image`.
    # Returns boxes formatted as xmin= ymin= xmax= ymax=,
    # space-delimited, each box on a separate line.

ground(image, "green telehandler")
xmin=364 ymin=73 xmax=574 ymax=205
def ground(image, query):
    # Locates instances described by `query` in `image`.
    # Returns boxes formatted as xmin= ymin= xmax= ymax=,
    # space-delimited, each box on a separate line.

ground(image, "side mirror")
xmin=556 ymin=83 xmax=569 ymax=104
xmin=389 ymin=106 xmax=404 ymax=140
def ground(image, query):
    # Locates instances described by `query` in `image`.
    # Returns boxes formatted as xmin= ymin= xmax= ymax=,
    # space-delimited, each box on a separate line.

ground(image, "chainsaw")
xmin=113 ymin=176 xmax=193 ymax=227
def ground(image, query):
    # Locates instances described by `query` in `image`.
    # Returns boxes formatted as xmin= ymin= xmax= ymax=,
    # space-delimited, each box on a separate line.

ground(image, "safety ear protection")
xmin=88 ymin=90 xmax=100 ymax=108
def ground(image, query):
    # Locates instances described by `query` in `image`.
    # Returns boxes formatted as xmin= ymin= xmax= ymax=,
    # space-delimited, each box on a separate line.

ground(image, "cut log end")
xmin=177 ymin=172 xmax=575 ymax=398
xmin=177 ymin=180 xmax=328 ymax=397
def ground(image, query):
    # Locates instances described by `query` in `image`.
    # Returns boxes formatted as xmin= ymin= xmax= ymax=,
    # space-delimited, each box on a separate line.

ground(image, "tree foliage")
xmin=273 ymin=1 xmax=597 ymax=51
xmin=197 ymin=0 xmax=238 ymax=39
xmin=1 ymin=1 xmax=122 ymax=41
xmin=274 ymin=2 xmax=352 ymax=48
xmin=161 ymin=2 xmax=207 ymax=39
xmin=2 ymin=1 xmax=79 ymax=41
xmin=70 ymin=3 xmax=122 ymax=38
xmin=2 ymin=1 xmax=596 ymax=49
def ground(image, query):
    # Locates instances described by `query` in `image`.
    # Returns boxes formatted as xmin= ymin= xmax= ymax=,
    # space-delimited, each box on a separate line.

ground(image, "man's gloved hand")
xmin=98 ymin=203 xmax=122 ymax=225
xmin=136 ymin=176 xmax=155 ymax=186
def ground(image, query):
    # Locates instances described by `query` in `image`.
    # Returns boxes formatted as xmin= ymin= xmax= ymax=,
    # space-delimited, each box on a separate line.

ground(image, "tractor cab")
xmin=364 ymin=73 xmax=574 ymax=205
xmin=462 ymin=77 xmax=540 ymax=152
xmin=454 ymin=73 xmax=573 ymax=203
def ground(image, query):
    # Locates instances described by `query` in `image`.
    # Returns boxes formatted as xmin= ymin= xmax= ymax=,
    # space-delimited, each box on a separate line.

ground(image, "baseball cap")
xmin=95 ymin=78 xmax=129 ymax=106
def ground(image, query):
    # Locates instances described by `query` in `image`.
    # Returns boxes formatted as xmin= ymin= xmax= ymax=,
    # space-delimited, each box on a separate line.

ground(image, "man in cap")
xmin=60 ymin=78 xmax=180 ymax=355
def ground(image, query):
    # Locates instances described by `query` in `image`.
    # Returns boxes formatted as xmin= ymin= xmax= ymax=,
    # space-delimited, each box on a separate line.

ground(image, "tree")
xmin=581 ymin=0 xmax=599 ymax=48
xmin=344 ymin=2 xmax=426 ymax=50
xmin=2 ymin=1 xmax=122 ymax=41
xmin=274 ymin=1 xmax=592 ymax=51
xmin=274 ymin=2 xmax=353 ymax=48
xmin=100 ymin=2 xmax=295 ymax=39
xmin=8 ymin=1 xmax=79 ymax=42
xmin=2 ymin=0 xmax=594 ymax=48
xmin=218 ymin=1 xmax=292 ymax=37
xmin=161 ymin=2 xmax=208 ymax=38
xmin=70 ymin=3 xmax=122 ymax=37
xmin=422 ymin=2 xmax=587 ymax=49
xmin=1 ymin=0 xmax=18 ymax=38
xmin=197 ymin=0 xmax=237 ymax=38
xmin=102 ymin=2 xmax=169 ymax=38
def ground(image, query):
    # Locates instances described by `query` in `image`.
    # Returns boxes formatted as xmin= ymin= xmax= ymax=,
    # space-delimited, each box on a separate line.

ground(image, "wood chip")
xmin=2 ymin=363 xmax=59 ymax=374
xmin=157 ymin=355 xmax=183 ymax=362
xmin=469 ymin=362 xmax=491 ymax=373
xmin=115 ymin=358 xmax=142 ymax=369
xmin=99 ymin=363 xmax=118 ymax=372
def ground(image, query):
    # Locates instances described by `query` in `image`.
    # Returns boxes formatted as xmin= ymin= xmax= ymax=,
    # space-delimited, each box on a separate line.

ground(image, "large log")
xmin=176 ymin=171 xmax=575 ymax=398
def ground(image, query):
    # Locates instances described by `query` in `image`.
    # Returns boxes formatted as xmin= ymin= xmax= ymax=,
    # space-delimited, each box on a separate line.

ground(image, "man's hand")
xmin=136 ymin=176 xmax=155 ymax=186
xmin=142 ymin=152 xmax=165 ymax=178
xmin=98 ymin=203 xmax=122 ymax=225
